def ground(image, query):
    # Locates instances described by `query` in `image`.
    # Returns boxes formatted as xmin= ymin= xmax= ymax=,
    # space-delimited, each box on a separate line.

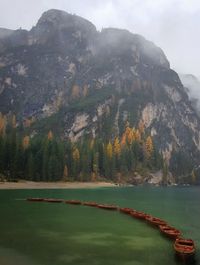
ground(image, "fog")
xmin=0 ymin=0 xmax=199 ymax=79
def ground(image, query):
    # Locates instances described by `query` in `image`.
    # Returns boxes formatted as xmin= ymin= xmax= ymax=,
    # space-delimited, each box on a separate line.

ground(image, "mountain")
xmin=0 ymin=9 xmax=200 ymax=179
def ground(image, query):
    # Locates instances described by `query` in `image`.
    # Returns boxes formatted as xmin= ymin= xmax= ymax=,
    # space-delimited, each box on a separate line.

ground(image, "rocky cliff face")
xmin=0 ymin=9 xmax=200 ymax=168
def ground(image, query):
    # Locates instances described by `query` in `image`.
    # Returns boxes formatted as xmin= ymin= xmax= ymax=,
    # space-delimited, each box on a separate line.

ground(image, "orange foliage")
xmin=120 ymin=133 xmax=127 ymax=147
xmin=145 ymin=136 xmax=153 ymax=159
xmin=72 ymin=147 xmax=80 ymax=161
xmin=83 ymin=84 xmax=88 ymax=97
xmin=12 ymin=115 xmax=16 ymax=129
xmin=47 ymin=130 xmax=53 ymax=140
xmin=113 ymin=137 xmax=121 ymax=156
xmin=71 ymin=84 xmax=80 ymax=99
xmin=0 ymin=113 xmax=6 ymax=136
xmin=22 ymin=136 xmax=30 ymax=149
xmin=138 ymin=120 xmax=145 ymax=135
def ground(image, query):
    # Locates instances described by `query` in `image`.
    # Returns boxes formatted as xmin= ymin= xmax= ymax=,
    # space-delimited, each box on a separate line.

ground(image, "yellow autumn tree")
xmin=22 ymin=135 xmax=30 ymax=150
xmin=127 ymin=128 xmax=135 ymax=144
xmin=125 ymin=126 xmax=131 ymax=137
xmin=0 ymin=113 xmax=6 ymax=136
xmin=106 ymin=142 xmax=113 ymax=159
xmin=71 ymin=84 xmax=80 ymax=99
xmin=135 ymin=129 xmax=141 ymax=142
xmin=113 ymin=137 xmax=121 ymax=156
xmin=138 ymin=120 xmax=145 ymax=135
xmin=72 ymin=147 xmax=80 ymax=161
xmin=12 ymin=114 xmax=16 ymax=128
xmin=120 ymin=133 xmax=127 ymax=147
xmin=47 ymin=130 xmax=53 ymax=140
xmin=145 ymin=136 xmax=153 ymax=159
xmin=83 ymin=84 xmax=88 ymax=97
xmin=90 ymin=138 xmax=94 ymax=150
xmin=191 ymin=170 xmax=196 ymax=184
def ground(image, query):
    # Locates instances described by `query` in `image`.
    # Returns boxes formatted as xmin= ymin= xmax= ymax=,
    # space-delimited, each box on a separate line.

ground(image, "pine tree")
xmin=27 ymin=153 xmax=34 ymax=180
xmin=12 ymin=115 xmax=16 ymax=129
xmin=63 ymin=165 xmax=68 ymax=181
xmin=145 ymin=136 xmax=153 ymax=159
xmin=22 ymin=136 xmax=30 ymax=150
xmin=71 ymin=84 xmax=80 ymax=99
xmin=106 ymin=142 xmax=113 ymax=158
xmin=47 ymin=130 xmax=53 ymax=141
xmin=138 ymin=120 xmax=145 ymax=135
xmin=0 ymin=113 xmax=6 ymax=137
xmin=72 ymin=147 xmax=80 ymax=178
xmin=83 ymin=84 xmax=88 ymax=97
xmin=113 ymin=137 xmax=121 ymax=156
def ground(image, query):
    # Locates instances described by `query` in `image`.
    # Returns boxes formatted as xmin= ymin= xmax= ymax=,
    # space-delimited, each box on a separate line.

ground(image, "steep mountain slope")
xmin=0 ymin=9 xmax=200 ymax=170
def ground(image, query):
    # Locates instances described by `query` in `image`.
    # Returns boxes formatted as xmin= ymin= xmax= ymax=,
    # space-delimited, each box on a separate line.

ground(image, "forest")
xmin=0 ymin=112 xmax=164 ymax=183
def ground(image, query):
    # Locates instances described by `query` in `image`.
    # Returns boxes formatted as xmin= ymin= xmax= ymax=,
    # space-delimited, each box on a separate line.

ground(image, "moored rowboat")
xmin=97 ymin=204 xmax=118 ymax=210
xmin=146 ymin=215 xmax=167 ymax=226
xmin=130 ymin=211 xmax=149 ymax=220
xmin=27 ymin=198 xmax=44 ymax=202
xmin=43 ymin=198 xmax=63 ymax=203
xmin=174 ymin=238 xmax=195 ymax=260
xmin=82 ymin=202 xmax=98 ymax=207
xmin=119 ymin=208 xmax=134 ymax=214
xmin=159 ymin=225 xmax=181 ymax=239
xmin=65 ymin=200 xmax=82 ymax=205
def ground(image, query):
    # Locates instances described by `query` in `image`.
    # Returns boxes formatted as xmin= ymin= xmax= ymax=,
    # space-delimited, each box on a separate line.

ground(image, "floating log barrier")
xmin=26 ymin=198 xmax=196 ymax=261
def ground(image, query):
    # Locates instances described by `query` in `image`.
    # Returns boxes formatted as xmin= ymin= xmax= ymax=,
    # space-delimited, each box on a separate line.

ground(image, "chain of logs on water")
xmin=27 ymin=198 xmax=196 ymax=262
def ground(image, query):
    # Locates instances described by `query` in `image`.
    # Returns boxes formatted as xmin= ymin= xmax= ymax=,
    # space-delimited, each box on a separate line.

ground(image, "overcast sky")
xmin=0 ymin=0 xmax=199 ymax=77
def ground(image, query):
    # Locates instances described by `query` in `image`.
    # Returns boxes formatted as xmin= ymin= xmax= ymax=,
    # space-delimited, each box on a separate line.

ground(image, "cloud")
xmin=0 ymin=0 xmax=199 ymax=77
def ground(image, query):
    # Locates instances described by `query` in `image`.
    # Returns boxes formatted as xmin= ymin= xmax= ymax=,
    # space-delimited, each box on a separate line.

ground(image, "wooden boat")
xmin=174 ymin=238 xmax=195 ymax=260
xmin=145 ymin=215 xmax=167 ymax=226
xmin=119 ymin=208 xmax=134 ymax=214
xmin=159 ymin=225 xmax=181 ymax=239
xmin=97 ymin=204 xmax=118 ymax=210
xmin=65 ymin=200 xmax=82 ymax=205
xmin=43 ymin=198 xmax=63 ymax=203
xmin=130 ymin=211 xmax=150 ymax=220
xmin=82 ymin=202 xmax=98 ymax=207
xmin=27 ymin=197 xmax=44 ymax=202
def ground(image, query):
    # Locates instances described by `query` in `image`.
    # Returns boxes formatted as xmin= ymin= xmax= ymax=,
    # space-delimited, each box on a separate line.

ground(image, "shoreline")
xmin=0 ymin=181 xmax=117 ymax=190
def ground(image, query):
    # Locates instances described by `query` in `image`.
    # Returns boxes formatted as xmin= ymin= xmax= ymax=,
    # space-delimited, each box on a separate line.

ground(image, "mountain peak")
xmin=36 ymin=9 xmax=96 ymax=32
xmin=37 ymin=9 xmax=70 ymax=25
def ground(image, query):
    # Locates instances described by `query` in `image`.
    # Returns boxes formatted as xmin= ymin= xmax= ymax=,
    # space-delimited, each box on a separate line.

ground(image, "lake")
xmin=0 ymin=186 xmax=199 ymax=265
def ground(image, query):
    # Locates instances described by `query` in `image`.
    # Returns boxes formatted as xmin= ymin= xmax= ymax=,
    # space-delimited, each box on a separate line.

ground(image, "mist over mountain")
xmin=0 ymin=9 xmax=200 ymax=179
xmin=179 ymin=74 xmax=200 ymax=116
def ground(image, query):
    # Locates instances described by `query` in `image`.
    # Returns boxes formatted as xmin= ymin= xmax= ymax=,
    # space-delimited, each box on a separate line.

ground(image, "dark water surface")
xmin=0 ymin=186 xmax=199 ymax=265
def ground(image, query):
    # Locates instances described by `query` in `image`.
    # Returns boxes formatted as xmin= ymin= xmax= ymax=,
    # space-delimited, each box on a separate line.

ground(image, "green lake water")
xmin=0 ymin=186 xmax=199 ymax=265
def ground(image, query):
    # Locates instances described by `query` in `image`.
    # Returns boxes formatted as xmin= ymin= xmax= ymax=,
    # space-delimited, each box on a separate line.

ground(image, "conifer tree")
xmin=63 ymin=165 xmax=68 ymax=181
xmin=113 ymin=137 xmax=121 ymax=156
xmin=145 ymin=136 xmax=153 ymax=159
